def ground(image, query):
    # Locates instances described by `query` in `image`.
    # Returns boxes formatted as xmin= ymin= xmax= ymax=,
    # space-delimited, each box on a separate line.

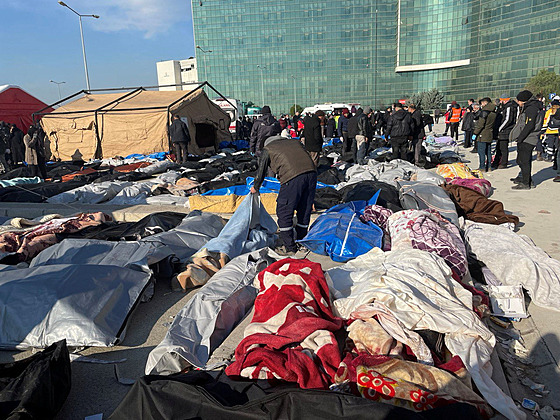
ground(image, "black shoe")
xmin=553 ymin=176 xmax=560 ymax=182
xmin=470 ymin=148 xmax=477 ymax=153
xmin=510 ymin=176 xmax=522 ymax=183
xmin=511 ymin=183 xmax=531 ymax=190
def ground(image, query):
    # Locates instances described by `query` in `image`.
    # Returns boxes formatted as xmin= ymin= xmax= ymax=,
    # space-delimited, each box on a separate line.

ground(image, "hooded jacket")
xmin=347 ymin=109 xmax=363 ymax=138
xmin=473 ymin=103 xmax=496 ymax=143
xmin=386 ymin=109 xmax=413 ymax=138
xmin=509 ymin=97 xmax=544 ymax=146
xmin=357 ymin=111 xmax=373 ymax=138
xmin=337 ymin=114 xmax=349 ymax=136
xmin=169 ymin=118 xmax=191 ymax=144
xmin=497 ymin=100 xmax=518 ymax=140
xmin=250 ymin=113 xmax=281 ymax=154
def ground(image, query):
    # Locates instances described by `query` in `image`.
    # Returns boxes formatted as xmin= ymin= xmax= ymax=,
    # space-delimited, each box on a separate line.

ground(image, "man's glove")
xmin=472 ymin=134 xmax=477 ymax=140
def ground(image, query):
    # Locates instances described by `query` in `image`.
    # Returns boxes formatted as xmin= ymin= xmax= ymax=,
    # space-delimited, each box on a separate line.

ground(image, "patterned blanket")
xmin=225 ymin=258 xmax=344 ymax=389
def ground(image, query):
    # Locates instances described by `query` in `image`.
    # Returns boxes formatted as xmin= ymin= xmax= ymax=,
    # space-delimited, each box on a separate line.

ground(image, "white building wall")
xmin=156 ymin=58 xmax=198 ymax=91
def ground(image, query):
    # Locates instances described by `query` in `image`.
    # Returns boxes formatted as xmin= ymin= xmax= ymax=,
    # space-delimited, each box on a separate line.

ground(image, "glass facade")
xmin=192 ymin=0 xmax=560 ymax=112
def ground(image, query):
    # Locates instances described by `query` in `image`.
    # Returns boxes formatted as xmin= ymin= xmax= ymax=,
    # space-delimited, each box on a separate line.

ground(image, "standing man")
xmin=250 ymin=135 xmax=317 ymax=255
xmin=292 ymin=110 xmax=302 ymax=137
xmin=8 ymin=125 xmax=25 ymax=165
xmin=510 ymin=90 xmax=544 ymax=189
xmin=386 ymin=103 xmax=413 ymax=161
xmin=492 ymin=95 xmax=518 ymax=169
xmin=461 ymin=106 xmax=476 ymax=149
xmin=169 ymin=114 xmax=191 ymax=164
xmin=250 ymin=106 xmax=281 ymax=156
xmin=23 ymin=126 xmax=39 ymax=177
xmin=408 ymin=104 xmax=425 ymax=165
xmin=303 ymin=110 xmax=324 ymax=167
xmin=355 ymin=106 xmax=374 ymax=164
xmin=338 ymin=107 xmax=351 ymax=160
xmin=473 ymin=97 xmax=496 ymax=172
xmin=434 ymin=107 xmax=441 ymax=124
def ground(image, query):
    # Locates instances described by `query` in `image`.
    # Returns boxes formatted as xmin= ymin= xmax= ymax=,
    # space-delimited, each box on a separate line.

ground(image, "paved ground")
xmin=0 ymin=124 xmax=558 ymax=419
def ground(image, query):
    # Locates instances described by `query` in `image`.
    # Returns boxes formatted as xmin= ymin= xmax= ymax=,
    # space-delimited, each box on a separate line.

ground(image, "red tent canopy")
xmin=0 ymin=85 xmax=53 ymax=134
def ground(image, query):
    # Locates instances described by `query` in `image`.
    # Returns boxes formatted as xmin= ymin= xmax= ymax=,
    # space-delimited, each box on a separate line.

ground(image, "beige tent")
xmin=40 ymin=88 xmax=231 ymax=161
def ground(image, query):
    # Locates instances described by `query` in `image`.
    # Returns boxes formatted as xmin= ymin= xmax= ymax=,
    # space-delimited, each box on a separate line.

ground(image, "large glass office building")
xmin=192 ymin=0 xmax=560 ymax=112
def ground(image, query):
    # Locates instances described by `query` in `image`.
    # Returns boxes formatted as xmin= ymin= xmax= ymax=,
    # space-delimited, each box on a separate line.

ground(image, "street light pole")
xmin=257 ymin=65 xmax=266 ymax=106
xmin=196 ymin=46 xmax=213 ymax=83
xmin=58 ymin=1 xmax=99 ymax=91
xmin=291 ymin=74 xmax=296 ymax=115
xmin=49 ymin=80 xmax=66 ymax=100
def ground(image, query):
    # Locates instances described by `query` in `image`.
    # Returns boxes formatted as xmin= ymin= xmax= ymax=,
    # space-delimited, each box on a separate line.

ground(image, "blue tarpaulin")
xmin=298 ymin=191 xmax=383 ymax=262
xmin=201 ymin=177 xmax=335 ymax=196
xmin=124 ymin=152 xmax=167 ymax=161
xmin=219 ymin=140 xmax=250 ymax=150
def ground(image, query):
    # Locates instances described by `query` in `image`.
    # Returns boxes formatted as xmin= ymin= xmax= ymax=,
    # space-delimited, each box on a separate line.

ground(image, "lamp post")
xmin=196 ymin=45 xmax=213 ymax=83
xmin=257 ymin=65 xmax=266 ymax=106
xmin=49 ymin=80 xmax=66 ymax=100
xmin=291 ymin=74 xmax=297 ymax=115
xmin=58 ymin=1 xmax=99 ymax=91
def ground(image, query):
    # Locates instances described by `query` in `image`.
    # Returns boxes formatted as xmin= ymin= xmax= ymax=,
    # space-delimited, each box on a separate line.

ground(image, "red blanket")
xmin=225 ymin=258 xmax=344 ymax=389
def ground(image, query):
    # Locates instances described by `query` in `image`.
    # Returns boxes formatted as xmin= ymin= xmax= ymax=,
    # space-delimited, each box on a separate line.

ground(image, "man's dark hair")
xmin=481 ymin=97 xmax=492 ymax=103
xmin=394 ymin=103 xmax=403 ymax=109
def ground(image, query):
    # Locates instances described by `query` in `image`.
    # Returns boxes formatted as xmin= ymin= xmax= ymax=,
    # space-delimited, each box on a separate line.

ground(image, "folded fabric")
xmin=361 ymin=204 xmax=393 ymax=250
xmin=189 ymin=193 xmax=278 ymax=214
xmin=388 ymin=209 xmax=468 ymax=279
xmin=463 ymin=220 xmax=560 ymax=312
xmin=442 ymin=184 xmax=518 ymax=225
xmin=398 ymin=180 xmax=459 ymax=226
xmin=226 ymin=259 xmax=344 ymax=389
xmin=0 ymin=176 xmax=42 ymax=189
xmin=0 ymin=212 xmax=111 ymax=262
xmin=334 ymin=353 xmax=491 ymax=418
xmin=436 ymin=163 xmax=481 ymax=180
xmin=326 ymin=248 xmax=524 ymax=420
xmin=445 ymin=178 xmax=492 ymax=197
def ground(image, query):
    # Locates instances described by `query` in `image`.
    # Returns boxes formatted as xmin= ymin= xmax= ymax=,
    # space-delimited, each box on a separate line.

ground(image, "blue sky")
xmin=0 ymin=0 xmax=194 ymax=104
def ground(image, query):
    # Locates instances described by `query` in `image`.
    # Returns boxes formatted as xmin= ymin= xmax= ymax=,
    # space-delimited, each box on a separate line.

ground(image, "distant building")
xmin=191 ymin=0 xmax=560 ymax=112
xmin=156 ymin=57 xmax=198 ymax=91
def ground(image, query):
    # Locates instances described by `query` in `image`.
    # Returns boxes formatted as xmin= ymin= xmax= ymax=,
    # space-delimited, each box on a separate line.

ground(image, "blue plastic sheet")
xmin=322 ymin=137 xmax=342 ymax=147
xmin=124 ymin=152 xmax=167 ymax=161
xmin=219 ymin=140 xmax=250 ymax=150
xmin=202 ymin=177 xmax=335 ymax=196
xmin=298 ymin=191 xmax=383 ymax=263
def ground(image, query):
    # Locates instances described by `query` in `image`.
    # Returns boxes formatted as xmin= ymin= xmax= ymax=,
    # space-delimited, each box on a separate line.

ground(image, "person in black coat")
xmin=325 ymin=114 xmax=336 ymax=139
xmin=461 ymin=106 xmax=476 ymax=149
xmin=250 ymin=106 xmax=281 ymax=156
xmin=303 ymin=110 xmax=324 ymax=167
xmin=168 ymin=114 xmax=191 ymax=163
xmin=8 ymin=125 xmax=25 ymax=164
xmin=408 ymin=104 xmax=425 ymax=164
xmin=386 ymin=103 xmax=413 ymax=161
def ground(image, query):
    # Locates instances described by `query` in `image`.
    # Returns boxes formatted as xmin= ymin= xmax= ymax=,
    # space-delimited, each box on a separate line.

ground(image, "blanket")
xmin=445 ymin=178 xmax=492 ymax=198
xmin=442 ymin=184 xmax=519 ymax=225
xmin=225 ymin=259 xmax=344 ymax=389
xmin=334 ymin=353 xmax=492 ymax=418
xmin=464 ymin=221 xmax=560 ymax=312
xmin=0 ymin=213 xmax=111 ymax=262
xmin=388 ymin=209 xmax=468 ymax=279
xmin=436 ymin=163 xmax=482 ymax=180
xmin=326 ymin=248 xmax=524 ymax=420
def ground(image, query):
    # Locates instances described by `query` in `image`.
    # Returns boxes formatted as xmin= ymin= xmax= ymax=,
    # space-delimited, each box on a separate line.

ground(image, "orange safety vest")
xmin=449 ymin=108 xmax=462 ymax=123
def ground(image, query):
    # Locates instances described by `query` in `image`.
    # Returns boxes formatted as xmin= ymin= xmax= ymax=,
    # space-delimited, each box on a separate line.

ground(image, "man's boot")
xmin=536 ymin=151 xmax=543 ymax=161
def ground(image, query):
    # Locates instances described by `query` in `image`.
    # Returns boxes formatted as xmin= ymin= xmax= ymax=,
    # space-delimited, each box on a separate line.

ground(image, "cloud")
xmin=3 ymin=0 xmax=191 ymax=38
xmin=88 ymin=0 xmax=192 ymax=38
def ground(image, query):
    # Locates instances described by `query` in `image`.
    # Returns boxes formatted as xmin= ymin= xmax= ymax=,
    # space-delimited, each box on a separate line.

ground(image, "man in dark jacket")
xmin=386 ymin=103 xmax=413 ymax=161
xmin=8 ymin=125 xmax=25 ymax=164
xmin=461 ymin=106 xmax=476 ymax=149
xmin=408 ymin=104 xmax=425 ymax=165
xmin=337 ymin=108 xmax=351 ymax=159
xmin=492 ymin=96 xmax=518 ymax=169
xmin=354 ymin=106 xmax=374 ymax=164
xmin=250 ymin=106 xmax=281 ymax=156
xmin=303 ymin=110 xmax=324 ymax=167
xmin=325 ymin=113 xmax=336 ymax=139
xmin=473 ymin=98 xmax=496 ymax=172
xmin=169 ymin=115 xmax=191 ymax=163
xmin=250 ymin=135 xmax=317 ymax=255
xmin=510 ymin=90 xmax=544 ymax=189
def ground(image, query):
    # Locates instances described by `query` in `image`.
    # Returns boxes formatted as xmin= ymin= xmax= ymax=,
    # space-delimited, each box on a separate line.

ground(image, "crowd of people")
xmin=0 ymin=121 xmax=48 ymax=178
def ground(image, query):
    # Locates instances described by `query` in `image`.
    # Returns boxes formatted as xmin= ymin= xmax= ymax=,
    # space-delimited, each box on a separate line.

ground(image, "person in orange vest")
xmin=449 ymin=103 xmax=462 ymax=141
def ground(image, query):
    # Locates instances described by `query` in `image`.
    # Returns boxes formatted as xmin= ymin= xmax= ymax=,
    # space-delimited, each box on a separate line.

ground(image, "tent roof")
xmin=46 ymin=89 xmax=204 ymax=116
